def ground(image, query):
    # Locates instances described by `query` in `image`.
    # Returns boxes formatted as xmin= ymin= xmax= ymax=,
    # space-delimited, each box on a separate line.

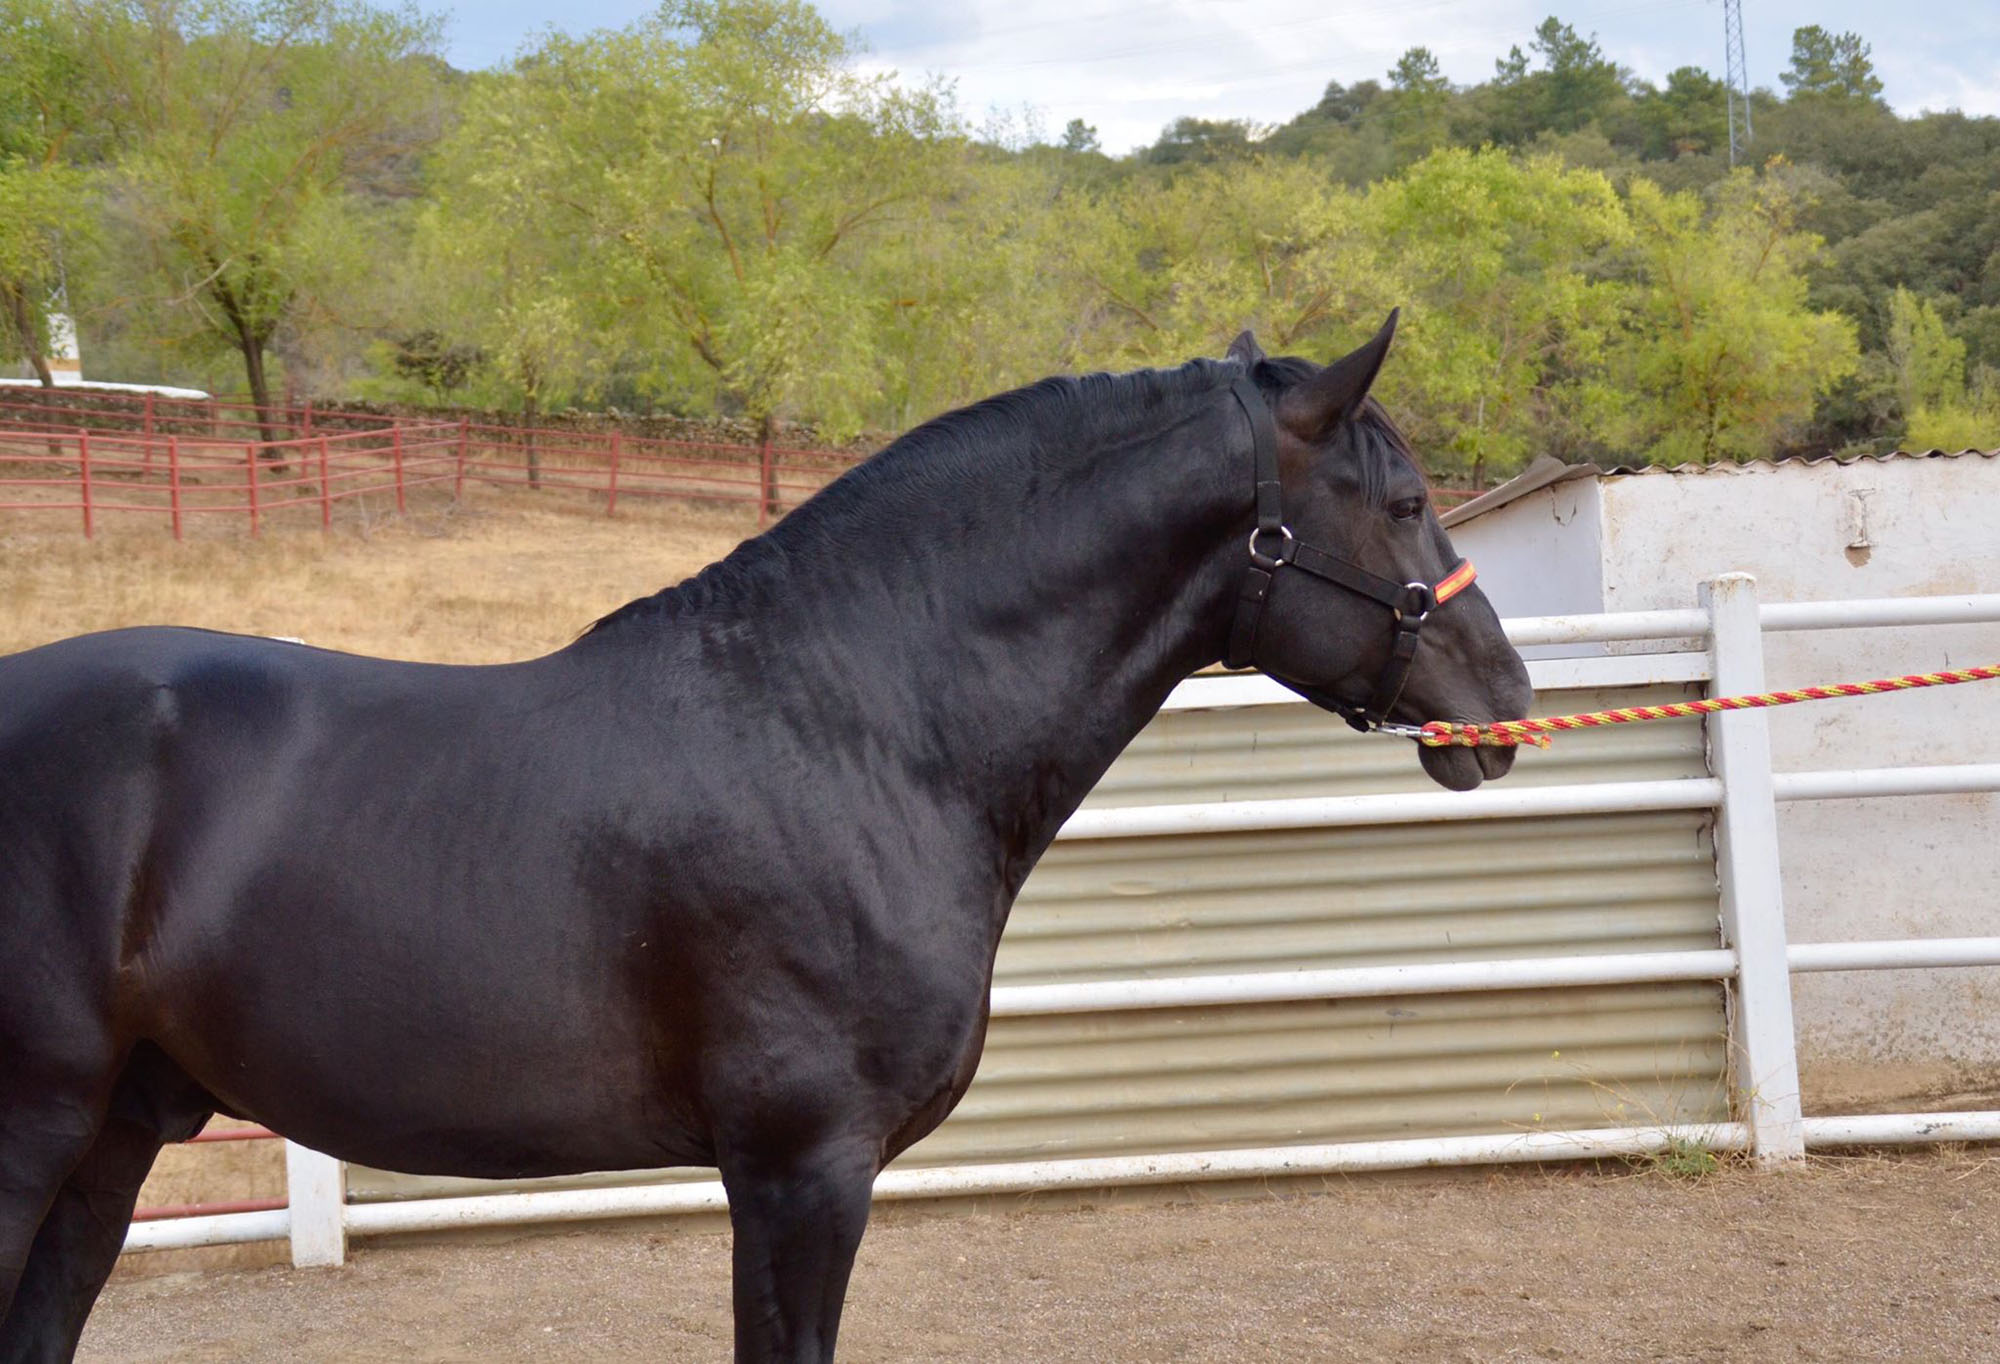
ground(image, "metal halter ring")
xmin=1247 ymin=524 xmax=1295 ymax=571
xmin=1397 ymin=582 xmax=1436 ymax=621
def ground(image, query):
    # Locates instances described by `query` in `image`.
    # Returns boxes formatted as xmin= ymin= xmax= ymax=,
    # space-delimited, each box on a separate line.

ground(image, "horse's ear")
xmin=1277 ymin=309 xmax=1398 ymax=443
xmin=1225 ymin=330 xmax=1265 ymax=368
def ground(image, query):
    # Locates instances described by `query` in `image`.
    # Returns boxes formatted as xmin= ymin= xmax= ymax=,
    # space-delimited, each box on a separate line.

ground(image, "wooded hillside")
xmin=6 ymin=1 xmax=1994 ymax=483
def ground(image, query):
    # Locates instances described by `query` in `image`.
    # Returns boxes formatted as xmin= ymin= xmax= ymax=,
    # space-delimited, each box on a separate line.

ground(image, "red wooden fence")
xmin=0 ymin=415 xmax=853 ymax=537
xmin=0 ymin=392 xmax=1476 ymax=539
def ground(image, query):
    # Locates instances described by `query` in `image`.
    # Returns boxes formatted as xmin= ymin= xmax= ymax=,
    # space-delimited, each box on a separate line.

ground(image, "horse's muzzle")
xmin=1417 ymin=736 xmax=1516 ymax=791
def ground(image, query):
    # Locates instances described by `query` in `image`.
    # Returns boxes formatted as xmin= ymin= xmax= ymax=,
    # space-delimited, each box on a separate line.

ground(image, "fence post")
xmin=1701 ymin=572 xmax=1805 ymax=1165
xmin=168 ymin=436 xmax=183 ymax=541
xmin=758 ymin=430 xmax=773 ymax=527
xmin=246 ymin=444 xmax=260 ymax=538
xmin=392 ymin=426 xmax=406 ymax=514
xmin=77 ymin=429 xmax=93 ymax=539
xmin=319 ymin=436 xmax=331 ymax=529
xmin=143 ymin=391 xmax=155 ymax=439
xmin=284 ymin=1142 xmax=347 ymax=1268
xmin=455 ymin=418 xmax=469 ymax=501
xmin=607 ymin=431 xmax=621 ymax=517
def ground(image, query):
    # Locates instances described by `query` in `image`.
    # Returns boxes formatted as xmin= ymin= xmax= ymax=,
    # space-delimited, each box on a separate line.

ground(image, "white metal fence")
xmin=123 ymin=574 xmax=2000 ymax=1265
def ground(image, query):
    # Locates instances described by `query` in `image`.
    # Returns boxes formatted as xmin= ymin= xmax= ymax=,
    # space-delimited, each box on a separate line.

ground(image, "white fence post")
xmin=1701 ymin=573 xmax=1806 ymax=1164
xmin=285 ymin=1141 xmax=348 ymax=1267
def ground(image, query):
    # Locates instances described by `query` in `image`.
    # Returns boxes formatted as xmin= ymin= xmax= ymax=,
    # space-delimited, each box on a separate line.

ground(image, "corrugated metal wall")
xmin=350 ymin=681 xmax=1727 ymax=1204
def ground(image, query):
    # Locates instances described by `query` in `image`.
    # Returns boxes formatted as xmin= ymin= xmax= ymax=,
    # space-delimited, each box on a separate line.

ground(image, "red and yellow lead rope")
xmin=1418 ymin=663 xmax=2000 ymax=749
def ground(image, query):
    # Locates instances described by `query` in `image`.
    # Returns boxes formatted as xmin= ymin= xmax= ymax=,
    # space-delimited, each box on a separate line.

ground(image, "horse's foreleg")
xmin=0 ymin=1031 xmax=118 ymax=1354
xmin=719 ymin=1138 xmax=878 ymax=1364
xmin=0 ymin=1121 xmax=164 ymax=1364
xmin=0 ymin=1107 xmax=98 ymax=1357
xmin=0 ymin=1048 xmax=210 ymax=1364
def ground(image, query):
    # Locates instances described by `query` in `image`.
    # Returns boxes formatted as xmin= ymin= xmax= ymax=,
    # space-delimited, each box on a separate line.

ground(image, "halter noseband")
xmin=1223 ymin=374 xmax=1478 ymax=734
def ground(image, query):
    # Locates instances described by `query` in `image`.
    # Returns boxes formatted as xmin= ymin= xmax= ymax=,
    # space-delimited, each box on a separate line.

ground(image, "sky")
xmin=443 ymin=0 xmax=2000 ymax=155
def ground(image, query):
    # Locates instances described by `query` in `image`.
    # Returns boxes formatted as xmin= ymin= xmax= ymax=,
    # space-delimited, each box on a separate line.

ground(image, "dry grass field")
xmin=0 ymin=491 xmax=756 ymax=663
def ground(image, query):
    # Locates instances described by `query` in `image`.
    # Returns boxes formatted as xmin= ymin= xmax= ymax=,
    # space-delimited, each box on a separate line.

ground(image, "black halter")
xmin=1223 ymin=375 xmax=1477 ymax=734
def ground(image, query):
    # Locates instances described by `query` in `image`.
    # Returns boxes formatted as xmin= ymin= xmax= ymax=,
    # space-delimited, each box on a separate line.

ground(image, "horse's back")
xmin=0 ymin=626 xmax=246 ymax=903
xmin=0 ymin=626 xmax=390 ymax=869
xmin=0 ymin=627 xmax=499 ymax=1039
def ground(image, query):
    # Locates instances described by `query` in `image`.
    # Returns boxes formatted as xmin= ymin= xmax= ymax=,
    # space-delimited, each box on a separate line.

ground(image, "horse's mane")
xmin=584 ymin=358 xmax=1237 ymax=636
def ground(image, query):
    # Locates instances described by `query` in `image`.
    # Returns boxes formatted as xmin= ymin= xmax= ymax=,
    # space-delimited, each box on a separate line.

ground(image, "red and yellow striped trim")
xmin=1435 ymin=559 xmax=1477 ymax=605
xmin=1419 ymin=663 xmax=2000 ymax=749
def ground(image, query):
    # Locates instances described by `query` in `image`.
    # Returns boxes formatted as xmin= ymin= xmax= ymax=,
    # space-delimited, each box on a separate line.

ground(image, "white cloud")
xmin=1906 ymin=67 xmax=2000 ymax=118
xmin=827 ymin=0 xmax=2000 ymax=152
xmin=455 ymin=1 xmax=2000 ymax=151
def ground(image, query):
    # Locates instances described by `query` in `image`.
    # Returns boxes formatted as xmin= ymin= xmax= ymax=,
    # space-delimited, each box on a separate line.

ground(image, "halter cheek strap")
xmin=1224 ymin=375 xmax=1478 ymax=734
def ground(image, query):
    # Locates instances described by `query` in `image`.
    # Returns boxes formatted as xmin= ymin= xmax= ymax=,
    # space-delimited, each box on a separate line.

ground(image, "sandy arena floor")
xmin=82 ymin=1153 xmax=2000 ymax=1362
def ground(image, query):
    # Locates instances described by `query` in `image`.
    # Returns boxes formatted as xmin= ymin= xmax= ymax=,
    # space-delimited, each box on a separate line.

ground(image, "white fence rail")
xmin=125 ymin=578 xmax=2000 ymax=1264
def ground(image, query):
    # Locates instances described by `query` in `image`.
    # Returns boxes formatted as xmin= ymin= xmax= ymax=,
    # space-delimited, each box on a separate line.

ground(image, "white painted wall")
xmin=1599 ymin=454 xmax=2000 ymax=1084
xmin=1458 ymin=452 xmax=2000 ymax=1087
xmin=1444 ymin=478 xmax=1606 ymax=658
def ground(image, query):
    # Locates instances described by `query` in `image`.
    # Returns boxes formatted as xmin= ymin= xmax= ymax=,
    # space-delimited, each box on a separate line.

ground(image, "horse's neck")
xmin=597 ymin=381 xmax=1248 ymax=882
xmin=845 ymin=395 xmax=1246 ymax=878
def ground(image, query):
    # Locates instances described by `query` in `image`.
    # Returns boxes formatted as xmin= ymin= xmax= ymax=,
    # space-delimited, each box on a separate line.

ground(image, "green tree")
xmin=1390 ymin=47 xmax=1448 ymax=97
xmin=1528 ymin=18 xmax=1625 ymax=133
xmin=1883 ymin=286 xmax=1999 ymax=448
xmin=1385 ymin=47 xmax=1452 ymax=161
xmin=860 ymin=150 xmax=1083 ymax=428
xmin=0 ymin=160 xmax=89 ymax=384
xmin=1633 ymin=66 xmax=1729 ymax=159
xmin=1259 ymin=80 xmax=1393 ymax=180
xmin=0 ymin=0 xmax=93 ymax=385
xmin=83 ymin=0 xmax=443 ymax=441
xmin=1058 ymin=118 xmax=1099 ymax=154
xmin=1885 ymin=287 xmax=1965 ymax=417
xmin=455 ymin=0 xmax=960 ymax=479
xmin=1141 ymin=116 xmax=1257 ymax=166
xmin=1480 ymin=44 xmax=1536 ymax=145
xmin=1056 ymin=158 xmax=1374 ymax=369
xmin=384 ymin=327 xmax=478 ymax=402
xmin=1361 ymin=147 xmax=1636 ymax=480
xmin=1780 ymin=27 xmax=1885 ymax=104
xmin=403 ymin=67 xmax=596 ymax=483
xmin=1310 ymin=79 xmax=1387 ymax=127
xmin=1622 ymin=167 xmax=1859 ymax=461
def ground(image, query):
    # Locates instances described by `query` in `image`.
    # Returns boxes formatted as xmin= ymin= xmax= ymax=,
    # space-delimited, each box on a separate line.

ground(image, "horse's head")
xmin=1223 ymin=314 xmax=1532 ymax=791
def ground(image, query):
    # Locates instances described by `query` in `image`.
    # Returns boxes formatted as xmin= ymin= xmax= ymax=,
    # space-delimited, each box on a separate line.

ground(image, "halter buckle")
xmin=1396 ymin=582 xmax=1436 ymax=622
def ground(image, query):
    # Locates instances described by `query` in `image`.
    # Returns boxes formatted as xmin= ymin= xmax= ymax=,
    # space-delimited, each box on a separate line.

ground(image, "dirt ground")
xmin=80 ymin=1154 xmax=2000 ymax=1363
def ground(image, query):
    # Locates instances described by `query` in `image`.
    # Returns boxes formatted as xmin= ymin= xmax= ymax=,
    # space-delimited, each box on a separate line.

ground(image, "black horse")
xmin=0 ymin=316 xmax=1530 ymax=1363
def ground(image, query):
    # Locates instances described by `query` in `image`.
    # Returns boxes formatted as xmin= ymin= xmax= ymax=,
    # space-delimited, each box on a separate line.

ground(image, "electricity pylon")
xmin=1724 ymin=0 xmax=1753 ymax=165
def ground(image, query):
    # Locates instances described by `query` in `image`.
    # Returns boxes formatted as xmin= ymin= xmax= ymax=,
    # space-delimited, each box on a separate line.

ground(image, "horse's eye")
xmin=1389 ymin=497 xmax=1426 ymax=522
